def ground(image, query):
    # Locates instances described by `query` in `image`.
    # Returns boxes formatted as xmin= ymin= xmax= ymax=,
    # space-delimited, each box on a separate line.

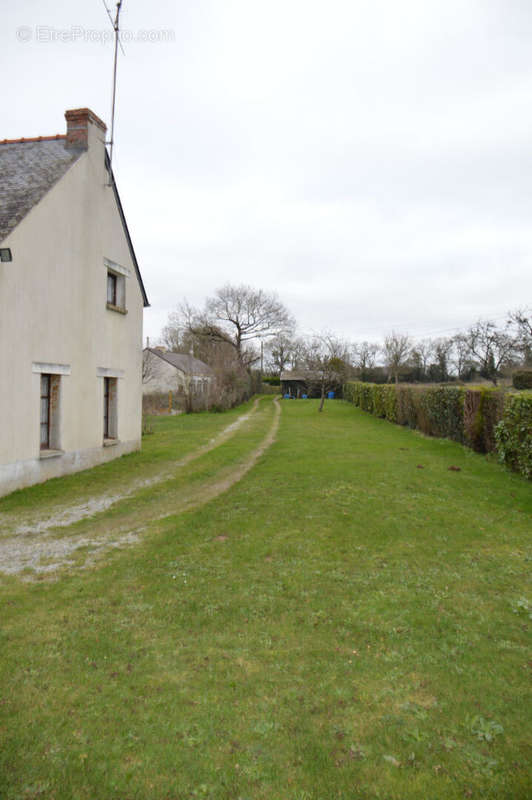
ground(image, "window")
xmin=104 ymin=258 xmax=129 ymax=314
xmin=106 ymin=269 xmax=126 ymax=313
xmin=107 ymin=272 xmax=117 ymax=306
xmin=103 ymin=377 xmax=118 ymax=441
xmin=39 ymin=373 xmax=61 ymax=451
xmin=40 ymin=374 xmax=51 ymax=449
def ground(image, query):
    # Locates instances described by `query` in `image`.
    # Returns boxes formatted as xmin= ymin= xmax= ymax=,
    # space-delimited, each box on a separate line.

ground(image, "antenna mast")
xmin=106 ymin=0 xmax=124 ymax=181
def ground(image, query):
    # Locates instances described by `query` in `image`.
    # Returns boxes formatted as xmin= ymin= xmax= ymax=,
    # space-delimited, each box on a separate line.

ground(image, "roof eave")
xmin=105 ymin=151 xmax=150 ymax=308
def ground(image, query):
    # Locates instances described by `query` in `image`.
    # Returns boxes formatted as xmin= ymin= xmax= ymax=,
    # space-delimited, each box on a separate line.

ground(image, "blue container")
xmin=284 ymin=394 xmax=290 ymax=399
xmin=327 ymin=391 xmax=335 ymax=399
xmin=302 ymin=394 xmax=308 ymax=399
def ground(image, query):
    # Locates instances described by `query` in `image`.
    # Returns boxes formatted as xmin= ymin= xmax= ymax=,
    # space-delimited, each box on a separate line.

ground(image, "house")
xmin=0 ymin=107 xmax=149 ymax=497
xmin=143 ymin=347 xmax=214 ymax=401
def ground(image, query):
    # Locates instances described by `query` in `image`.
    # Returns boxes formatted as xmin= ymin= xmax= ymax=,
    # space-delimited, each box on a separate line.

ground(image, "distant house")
xmin=143 ymin=348 xmax=214 ymax=398
xmin=0 ymin=107 xmax=149 ymax=497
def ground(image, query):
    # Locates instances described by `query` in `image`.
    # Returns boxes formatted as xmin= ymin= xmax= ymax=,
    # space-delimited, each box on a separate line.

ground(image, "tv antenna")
xmin=102 ymin=0 xmax=125 ymax=180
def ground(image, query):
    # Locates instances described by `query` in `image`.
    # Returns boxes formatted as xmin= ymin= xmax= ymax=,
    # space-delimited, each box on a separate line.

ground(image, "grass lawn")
xmin=0 ymin=397 xmax=530 ymax=799
xmin=0 ymin=399 xmax=259 ymax=519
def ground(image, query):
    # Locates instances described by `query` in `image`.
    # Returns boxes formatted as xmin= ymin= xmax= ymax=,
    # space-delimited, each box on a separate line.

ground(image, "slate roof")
xmin=0 ymin=137 xmax=82 ymax=242
xmin=0 ymin=134 xmax=149 ymax=308
xmin=146 ymin=349 xmax=214 ymax=377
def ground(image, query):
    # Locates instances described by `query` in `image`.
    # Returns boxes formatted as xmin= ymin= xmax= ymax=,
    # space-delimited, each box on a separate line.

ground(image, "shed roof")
xmin=146 ymin=348 xmax=214 ymax=377
xmin=280 ymin=370 xmax=320 ymax=382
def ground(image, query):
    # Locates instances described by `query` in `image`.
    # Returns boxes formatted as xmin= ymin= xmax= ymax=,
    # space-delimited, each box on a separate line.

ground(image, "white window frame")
xmin=104 ymin=258 xmax=129 ymax=314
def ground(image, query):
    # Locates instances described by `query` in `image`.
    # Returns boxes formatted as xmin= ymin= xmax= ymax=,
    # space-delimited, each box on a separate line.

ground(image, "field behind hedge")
xmin=0 ymin=398 xmax=531 ymax=799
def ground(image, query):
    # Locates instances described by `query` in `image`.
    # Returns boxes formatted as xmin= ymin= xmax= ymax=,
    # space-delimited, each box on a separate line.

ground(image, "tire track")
xmin=0 ymin=399 xmax=261 ymax=539
xmin=0 ymin=398 xmax=280 ymax=577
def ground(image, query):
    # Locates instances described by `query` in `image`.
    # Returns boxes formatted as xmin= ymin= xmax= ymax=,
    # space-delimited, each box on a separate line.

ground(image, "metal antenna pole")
xmin=108 ymin=0 xmax=123 ymax=181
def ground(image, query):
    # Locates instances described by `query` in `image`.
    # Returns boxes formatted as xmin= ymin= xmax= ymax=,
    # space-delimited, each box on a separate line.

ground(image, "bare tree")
xmin=464 ymin=319 xmax=516 ymax=385
xmin=161 ymin=297 xmax=268 ymax=408
xmin=429 ymin=337 xmax=453 ymax=382
xmin=507 ymin=307 xmax=532 ymax=365
xmin=161 ymin=310 xmax=185 ymax=352
xmin=265 ymin=332 xmax=301 ymax=376
xmin=304 ymin=333 xmax=350 ymax=411
xmin=162 ymin=301 xmax=218 ymax=362
xmin=352 ymin=341 xmax=380 ymax=382
xmin=450 ymin=333 xmax=473 ymax=380
xmin=183 ymin=284 xmax=295 ymax=371
xmin=289 ymin=338 xmax=308 ymax=370
xmin=409 ymin=338 xmax=434 ymax=382
xmin=142 ymin=348 xmax=159 ymax=384
xmin=383 ymin=331 xmax=412 ymax=384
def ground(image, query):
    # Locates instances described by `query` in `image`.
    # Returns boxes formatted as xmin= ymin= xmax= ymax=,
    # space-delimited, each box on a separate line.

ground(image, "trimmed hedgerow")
xmin=344 ymin=382 xmax=397 ymax=421
xmin=512 ymin=370 xmax=532 ymax=390
xmin=382 ymin=385 xmax=398 ymax=422
xmin=495 ymin=393 xmax=532 ymax=479
xmin=344 ymin=382 xmax=531 ymax=478
xmin=346 ymin=383 xmax=465 ymax=441
xmin=421 ymin=386 xmax=465 ymax=442
xmin=463 ymin=388 xmax=505 ymax=453
xmin=464 ymin=390 xmax=484 ymax=452
xmin=372 ymin=385 xmax=386 ymax=418
xmin=396 ymin=386 xmax=419 ymax=429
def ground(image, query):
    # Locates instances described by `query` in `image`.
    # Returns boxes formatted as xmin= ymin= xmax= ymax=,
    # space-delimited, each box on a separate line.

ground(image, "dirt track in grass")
xmin=0 ymin=397 xmax=280 ymax=577
xmin=0 ymin=399 xmax=260 ymax=540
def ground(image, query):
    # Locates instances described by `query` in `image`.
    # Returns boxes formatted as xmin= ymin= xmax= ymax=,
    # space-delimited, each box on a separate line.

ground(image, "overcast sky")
xmin=3 ymin=0 xmax=532 ymax=344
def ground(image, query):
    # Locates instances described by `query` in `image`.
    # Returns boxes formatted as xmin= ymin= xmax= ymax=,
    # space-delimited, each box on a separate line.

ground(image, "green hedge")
xmin=513 ymin=370 xmax=532 ymax=390
xmin=344 ymin=382 xmax=532 ymax=479
xmin=422 ymin=386 xmax=465 ymax=442
xmin=463 ymin=388 xmax=505 ymax=453
xmin=495 ymin=393 xmax=532 ymax=479
xmin=260 ymin=382 xmax=281 ymax=394
xmin=345 ymin=382 xmax=465 ymax=441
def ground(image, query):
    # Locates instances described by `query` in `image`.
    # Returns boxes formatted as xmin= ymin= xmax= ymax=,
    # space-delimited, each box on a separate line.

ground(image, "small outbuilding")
xmin=280 ymin=370 xmax=316 ymax=398
xmin=280 ymin=369 xmax=344 ymax=399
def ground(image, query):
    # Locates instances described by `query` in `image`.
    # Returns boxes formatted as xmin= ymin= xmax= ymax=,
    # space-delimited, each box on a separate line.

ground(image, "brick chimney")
xmin=64 ymin=108 xmax=106 ymax=150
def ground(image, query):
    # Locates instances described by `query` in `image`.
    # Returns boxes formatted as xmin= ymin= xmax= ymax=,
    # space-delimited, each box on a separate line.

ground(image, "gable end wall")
xmin=0 ymin=126 xmax=144 ymax=496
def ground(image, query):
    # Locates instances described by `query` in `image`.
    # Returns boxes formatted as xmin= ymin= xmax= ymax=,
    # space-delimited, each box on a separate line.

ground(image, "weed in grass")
xmin=468 ymin=715 xmax=504 ymax=743
xmin=511 ymin=596 xmax=532 ymax=620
